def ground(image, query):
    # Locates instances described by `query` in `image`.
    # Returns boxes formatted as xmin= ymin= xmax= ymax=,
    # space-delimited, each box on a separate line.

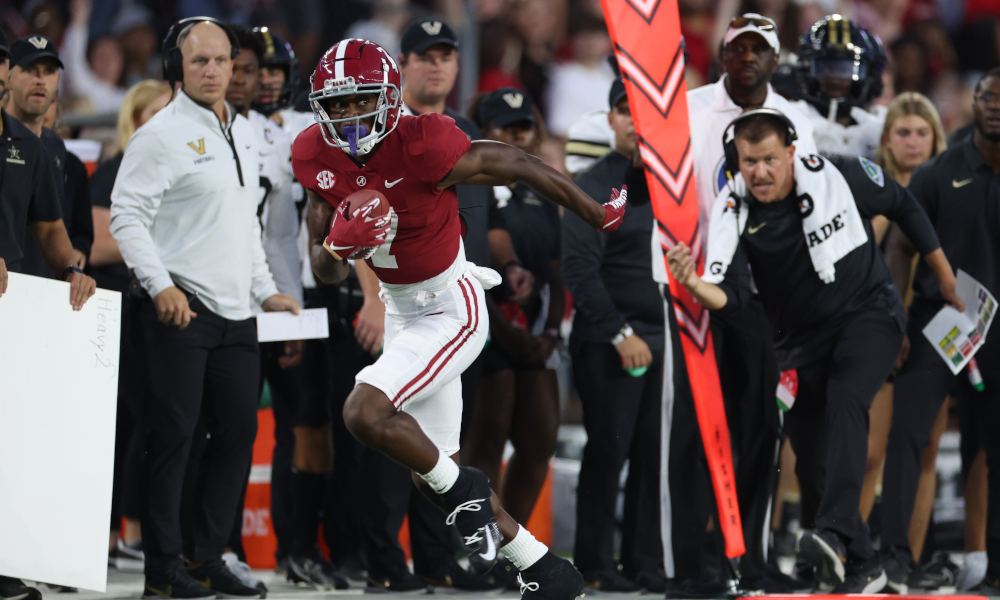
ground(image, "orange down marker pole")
xmin=599 ymin=0 xmax=746 ymax=559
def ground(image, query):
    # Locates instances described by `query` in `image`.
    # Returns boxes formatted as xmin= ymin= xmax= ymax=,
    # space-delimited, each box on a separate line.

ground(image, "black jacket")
xmin=562 ymin=151 xmax=664 ymax=350
xmin=716 ymin=154 xmax=940 ymax=369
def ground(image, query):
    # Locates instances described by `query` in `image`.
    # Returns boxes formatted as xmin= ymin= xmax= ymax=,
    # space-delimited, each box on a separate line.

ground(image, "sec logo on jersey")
xmin=317 ymin=170 xmax=336 ymax=190
xmin=715 ymin=158 xmax=729 ymax=194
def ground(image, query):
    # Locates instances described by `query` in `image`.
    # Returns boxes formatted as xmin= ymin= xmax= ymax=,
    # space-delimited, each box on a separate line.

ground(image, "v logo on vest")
xmin=187 ymin=139 xmax=206 ymax=155
xmin=27 ymin=36 xmax=48 ymax=49
xmin=502 ymin=93 xmax=523 ymax=108
xmin=421 ymin=21 xmax=442 ymax=35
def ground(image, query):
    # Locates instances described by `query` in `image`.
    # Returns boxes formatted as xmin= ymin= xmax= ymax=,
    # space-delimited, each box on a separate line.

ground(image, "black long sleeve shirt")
xmin=562 ymin=151 xmax=665 ymax=350
xmin=716 ymin=154 xmax=940 ymax=369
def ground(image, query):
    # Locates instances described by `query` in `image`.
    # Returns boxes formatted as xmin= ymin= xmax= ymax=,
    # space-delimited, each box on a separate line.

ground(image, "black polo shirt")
xmin=563 ymin=151 xmax=665 ymax=350
xmin=716 ymin=154 xmax=940 ymax=369
xmin=493 ymin=184 xmax=560 ymax=316
xmin=0 ymin=110 xmax=62 ymax=272
xmin=909 ymin=138 xmax=1000 ymax=322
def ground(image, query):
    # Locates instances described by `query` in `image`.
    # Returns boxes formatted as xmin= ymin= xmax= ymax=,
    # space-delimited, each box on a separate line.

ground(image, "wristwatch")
xmin=611 ymin=323 xmax=634 ymax=346
xmin=63 ymin=266 xmax=84 ymax=278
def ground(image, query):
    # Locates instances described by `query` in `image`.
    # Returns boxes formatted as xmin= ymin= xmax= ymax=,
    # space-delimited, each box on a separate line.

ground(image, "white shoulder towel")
xmin=702 ymin=153 xmax=868 ymax=285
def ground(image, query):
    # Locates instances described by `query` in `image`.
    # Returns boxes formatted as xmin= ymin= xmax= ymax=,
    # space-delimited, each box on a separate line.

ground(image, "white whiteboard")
xmin=0 ymin=273 xmax=121 ymax=592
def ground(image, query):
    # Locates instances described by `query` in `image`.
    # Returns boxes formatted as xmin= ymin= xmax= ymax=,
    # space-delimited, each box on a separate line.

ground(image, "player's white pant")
xmin=355 ymin=254 xmax=491 ymax=454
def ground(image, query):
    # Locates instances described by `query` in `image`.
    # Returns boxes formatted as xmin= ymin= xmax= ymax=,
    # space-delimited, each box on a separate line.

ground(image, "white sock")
xmin=419 ymin=451 xmax=460 ymax=494
xmin=500 ymin=525 xmax=548 ymax=571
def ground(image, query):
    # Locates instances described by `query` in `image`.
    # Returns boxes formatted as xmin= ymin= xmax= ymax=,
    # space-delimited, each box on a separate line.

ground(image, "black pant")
xmin=570 ymin=339 xmax=664 ymax=576
xmin=881 ymin=304 xmax=953 ymax=565
xmin=357 ymin=353 xmax=485 ymax=579
xmin=710 ymin=297 xmax=780 ymax=581
xmin=138 ymin=297 xmax=260 ymax=573
xmin=784 ymin=310 xmax=902 ymax=566
xmin=359 ymin=448 xmax=456 ymax=579
xmin=957 ymin=336 xmax=1000 ymax=581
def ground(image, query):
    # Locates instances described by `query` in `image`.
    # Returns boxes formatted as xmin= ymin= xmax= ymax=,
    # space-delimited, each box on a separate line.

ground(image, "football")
xmin=343 ymin=189 xmax=390 ymax=221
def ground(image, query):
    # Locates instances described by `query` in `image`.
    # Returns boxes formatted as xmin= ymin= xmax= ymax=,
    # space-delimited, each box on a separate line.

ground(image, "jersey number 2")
xmin=370 ymin=209 xmax=398 ymax=268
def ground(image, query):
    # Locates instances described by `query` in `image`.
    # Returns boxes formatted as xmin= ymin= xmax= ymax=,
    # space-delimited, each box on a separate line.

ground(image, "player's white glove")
xmin=602 ymin=185 xmax=627 ymax=231
xmin=323 ymin=200 xmax=391 ymax=261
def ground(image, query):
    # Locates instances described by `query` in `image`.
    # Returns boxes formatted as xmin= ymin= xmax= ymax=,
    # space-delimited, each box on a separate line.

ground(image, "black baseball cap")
xmin=609 ymin=78 xmax=627 ymax=108
xmin=400 ymin=19 xmax=458 ymax=56
xmin=0 ymin=31 xmax=9 ymax=61
xmin=10 ymin=35 xmax=63 ymax=69
xmin=479 ymin=87 xmax=535 ymax=129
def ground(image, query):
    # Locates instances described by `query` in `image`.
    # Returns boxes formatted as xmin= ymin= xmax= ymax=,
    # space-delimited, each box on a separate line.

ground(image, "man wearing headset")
xmin=667 ymin=109 xmax=958 ymax=593
xmin=110 ymin=18 xmax=300 ymax=600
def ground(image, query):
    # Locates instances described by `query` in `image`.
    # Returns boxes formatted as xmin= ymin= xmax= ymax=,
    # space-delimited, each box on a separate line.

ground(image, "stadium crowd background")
xmin=2 ymin=0 xmax=1000 ymax=596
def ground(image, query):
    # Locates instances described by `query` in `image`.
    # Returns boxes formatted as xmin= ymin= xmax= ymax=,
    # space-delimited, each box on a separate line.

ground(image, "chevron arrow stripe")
xmin=623 ymin=0 xmax=662 ymax=23
xmin=616 ymin=45 xmax=685 ymax=118
xmin=641 ymin=139 xmax=694 ymax=205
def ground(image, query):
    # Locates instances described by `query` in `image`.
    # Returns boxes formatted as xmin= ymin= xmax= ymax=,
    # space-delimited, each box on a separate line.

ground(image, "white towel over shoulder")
xmin=702 ymin=153 xmax=868 ymax=285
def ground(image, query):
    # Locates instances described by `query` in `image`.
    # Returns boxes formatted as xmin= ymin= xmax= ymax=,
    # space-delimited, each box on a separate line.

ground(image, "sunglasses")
xmin=730 ymin=16 xmax=776 ymax=32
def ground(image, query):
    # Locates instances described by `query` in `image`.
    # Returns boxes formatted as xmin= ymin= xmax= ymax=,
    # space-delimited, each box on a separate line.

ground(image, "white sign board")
xmin=0 ymin=273 xmax=120 ymax=591
xmin=256 ymin=308 xmax=329 ymax=342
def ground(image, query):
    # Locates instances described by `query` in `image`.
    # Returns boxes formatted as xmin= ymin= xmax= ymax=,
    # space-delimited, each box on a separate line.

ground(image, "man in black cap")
xmin=7 ymin=35 xmax=93 ymax=281
xmin=563 ymin=78 xmax=702 ymax=593
xmin=0 ymin=36 xmax=97 ymax=600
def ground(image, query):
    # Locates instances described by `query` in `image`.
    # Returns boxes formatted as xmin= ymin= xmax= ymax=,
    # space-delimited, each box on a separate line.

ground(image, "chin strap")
xmin=342 ymin=124 xmax=369 ymax=156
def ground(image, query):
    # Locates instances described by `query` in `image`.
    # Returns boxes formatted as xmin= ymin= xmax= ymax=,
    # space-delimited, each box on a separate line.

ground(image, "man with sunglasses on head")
xmin=684 ymin=13 xmax=816 ymax=593
xmin=882 ymin=68 xmax=1000 ymax=596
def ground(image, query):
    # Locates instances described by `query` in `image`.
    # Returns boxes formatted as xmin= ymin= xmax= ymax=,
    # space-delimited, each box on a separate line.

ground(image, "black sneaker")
xmin=42 ymin=584 xmax=77 ymax=593
xmin=365 ymin=567 xmax=431 ymax=594
xmin=518 ymin=552 xmax=584 ymax=600
xmin=977 ymin=575 xmax=1000 ymax=596
xmin=493 ymin=558 xmax=523 ymax=592
xmin=273 ymin=557 xmax=289 ymax=579
xmin=911 ymin=551 xmax=959 ymax=590
xmin=288 ymin=554 xmax=349 ymax=590
xmin=632 ymin=570 xmax=667 ymax=593
xmin=441 ymin=467 xmax=501 ymax=574
xmin=580 ymin=569 xmax=641 ymax=593
xmin=420 ymin=563 xmax=505 ymax=594
xmin=832 ymin=561 xmax=887 ymax=594
xmin=882 ymin=555 xmax=911 ymax=594
xmin=0 ymin=577 xmax=41 ymax=600
xmin=334 ymin=555 xmax=369 ymax=587
xmin=188 ymin=560 xmax=265 ymax=598
xmin=142 ymin=568 xmax=215 ymax=599
xmin=797 ymin=530 xmax=846 ymax=586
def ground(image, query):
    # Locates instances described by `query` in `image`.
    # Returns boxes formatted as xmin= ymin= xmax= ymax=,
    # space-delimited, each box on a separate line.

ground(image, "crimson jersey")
xmin=292 ymin=113 xmax=472 ymax=284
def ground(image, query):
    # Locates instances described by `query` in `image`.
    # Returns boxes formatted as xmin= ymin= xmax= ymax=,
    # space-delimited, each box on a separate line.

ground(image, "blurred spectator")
xmin=478 ymin=18 xmax=526 ymax=92
xmin=512 ymin=0 xmax=563 ymax=115
xmin=891 ymin=37 xmax=928 ymax=94
xmin=62 ymin=0 xmax=126 ymax=114
xmin=113 ymin=3 xmax=159 ymax=86
xmin=22 ymin=2 xmax=66 ymax=44
xmin=544 ymin=13 xmax=614 ymax=137
xmin=344 ymin=0 xmax=410 ymax=60
xmin=251 ymin=0 xmax=324 ymax=89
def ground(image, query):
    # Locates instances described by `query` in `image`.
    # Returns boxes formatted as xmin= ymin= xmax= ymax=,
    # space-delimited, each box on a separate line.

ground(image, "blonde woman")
xmin=867 ymin=92 xmax=957 ymax=592
xmin=92 ymin=79 xmax=170 ymax=571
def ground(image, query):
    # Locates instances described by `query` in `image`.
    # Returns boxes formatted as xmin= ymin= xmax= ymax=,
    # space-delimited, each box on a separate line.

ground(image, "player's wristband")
xmin=63 ymin=266 xmax=84 ymax=278
xmin=611 ymin=323 xmax=634 ymax=346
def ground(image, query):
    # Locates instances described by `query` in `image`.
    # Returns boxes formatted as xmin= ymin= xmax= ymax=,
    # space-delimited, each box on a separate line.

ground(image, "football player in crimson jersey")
xmin=292 ymin=38 xmax=626 ymax=599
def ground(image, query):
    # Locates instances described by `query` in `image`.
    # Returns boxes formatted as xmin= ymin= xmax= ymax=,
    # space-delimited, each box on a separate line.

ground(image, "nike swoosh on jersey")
xmin=952 ymin=178 xmax=974 ymax=188
xmin=385 ymin=177 xmax=404 ymax=188
xmin=478 ymin=526 xmax=497 ymax=561
xmin=748 ymin=222 xmax=767 ymax=234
